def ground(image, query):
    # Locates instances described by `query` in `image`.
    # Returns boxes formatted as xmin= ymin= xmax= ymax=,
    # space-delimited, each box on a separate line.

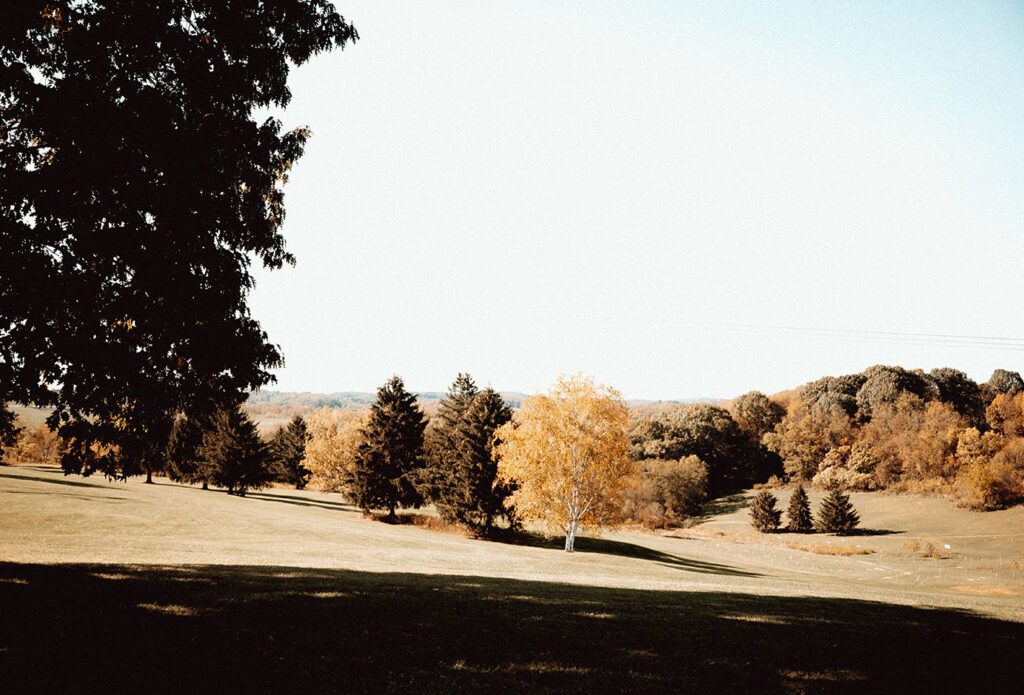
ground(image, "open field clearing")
xmin=2 ymin=463 xmax=1022 ymax=692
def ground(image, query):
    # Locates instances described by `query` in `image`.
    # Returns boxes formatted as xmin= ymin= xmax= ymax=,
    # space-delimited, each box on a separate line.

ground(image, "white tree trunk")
xmin=564 ymin=519 xmax=579 ymax=552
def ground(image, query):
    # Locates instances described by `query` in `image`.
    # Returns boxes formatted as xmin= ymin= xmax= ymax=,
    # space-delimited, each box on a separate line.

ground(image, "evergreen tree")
xmin=438 ymin=388 xmax=514 ymax=529
xmin=269 ymin=415 xmax=310 ymax=489
xmin=421 ymin=374 xmax=479 ymax=503
xmin=197 ymin=406 xmax=271 ymax=496
xmin=815 ymin=489 xmax=861 ymax=534
xmin=166 ymin=414 xmax=210 ymax=489
xmin=786 ymin=484 xmax=814 ymax=533
xmin=351 ymin=376 xmax=426 ymax=517
xmin=749 ymin=490 xmax=782 ymax=533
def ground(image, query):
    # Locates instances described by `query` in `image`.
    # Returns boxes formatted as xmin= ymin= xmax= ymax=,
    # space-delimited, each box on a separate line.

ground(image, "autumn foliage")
xmin=495 ymin=374 xmax=635 ymax=552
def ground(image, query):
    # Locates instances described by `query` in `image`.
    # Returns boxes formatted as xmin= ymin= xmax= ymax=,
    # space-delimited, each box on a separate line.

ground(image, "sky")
xmin=249 ymin=0 xmax=1024 ymax=400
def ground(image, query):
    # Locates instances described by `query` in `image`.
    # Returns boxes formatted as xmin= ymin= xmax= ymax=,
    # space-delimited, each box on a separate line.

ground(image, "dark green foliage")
xmin=0 ymin=2 xmax=357 ymax=477
xmin=0 ymin=405 xmax=22 ymax=450
xmin=815 ymin=489 xmax=861 ymax=534
xmin=730 ymin=391 xmax=785 ymax=438
xmin=799 ymin=374 xmax=865 ymax=418
xmin=197 ymin=406 xmax=271 ymax=496
xmin=786 ymin=484 xmax=813 ymax=533
xmin=423 ymin=376 xmax=516 ymax=529
xmin=749 ymin=490 xmax=781 ymax=533
xmin=983 ymin=369 xmax=1024 ymax=401
xmin=351 ymin=377 xmax=426 ymax=516
xmin=421 ymin=374 xmax=479 ymax=505
xmin=855 ymin=366 xmax=931 ymax=421
xmin=630 ymin=403 xmax=767 ymax=494
xmin=269 ymin=415 xmax=310 ymax=489
xmin=928 ymin=368 xmax=984 ymax=427
xmin=165 ymin=414 xmax=209 ymax=487
xmin=444 ymin=388 xmax=514 ymax=528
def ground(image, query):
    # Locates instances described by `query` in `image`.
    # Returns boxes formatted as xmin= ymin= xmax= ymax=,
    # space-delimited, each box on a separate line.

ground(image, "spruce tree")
xmin=442 ymin=388 xmax=514 ymax=529
xmin=786 ymin=484 xmax=814 ymax=533
xmin=815 ymin=489 xmax=861 ymax=534
xmin=269 ymin=415 xmax=310 ymax=489
xmin=421 ymin=374 xmax=479 ymax=504
xmin=351 ymin=376 xmax=426 ymax=517
xmin=166 ymin=414 xmax=210 ymax=488
xmin=197 ymin=406 xmax=271 ymax=496
xmin=749 ymin=490 xmax=782 ymax=533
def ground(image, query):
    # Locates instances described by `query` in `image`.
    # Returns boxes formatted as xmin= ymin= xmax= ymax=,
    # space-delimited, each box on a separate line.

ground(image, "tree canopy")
xmin=495 ymin=374 xmax=634 ymax=552
xmin=0 ymin=1 xmax=357 ymax=476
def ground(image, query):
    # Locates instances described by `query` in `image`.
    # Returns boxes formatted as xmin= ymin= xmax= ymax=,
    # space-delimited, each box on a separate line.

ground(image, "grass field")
xmin=1 ymin=463 xmax=1022 ymax=692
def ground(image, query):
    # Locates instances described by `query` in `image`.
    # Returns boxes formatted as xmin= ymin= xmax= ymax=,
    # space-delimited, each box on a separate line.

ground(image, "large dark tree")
xmin=629 ymin=403 xmax=769 ymax=495
xmin=927 ymin=368 xmax=984 ymax=427
xmin=196 ymin=405 xmax=271 ymax=496
xmin=351 ymin=377 xmax=426 ymax=518
xmin=269 ymin=415 xmax=310 ymax=488
xmin=421 ymin=374 xmax=479 ymax=504
xmin=0 ymin=406 xmax=21 ymax=450
xmin=0 ymin=2 xmax=357 ymax=478
xmin=165 ymin=413 xmax=210 ymax=488
xmin=442 ymin=388 xmax=514 ymax=529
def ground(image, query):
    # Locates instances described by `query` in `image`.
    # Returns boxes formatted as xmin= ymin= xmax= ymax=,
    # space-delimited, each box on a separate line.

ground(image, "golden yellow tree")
xmin=494 ymin=374 xmax=635 ymax=552
xmin=302 ymin=407 xmax=368 ymax=496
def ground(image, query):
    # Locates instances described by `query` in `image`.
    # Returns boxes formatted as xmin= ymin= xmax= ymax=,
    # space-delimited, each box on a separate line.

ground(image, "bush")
xmin=955 ymin=460 xmax=1023 ymax=511
xmin=815 ymin=489 xmax=860 ymax=534
xmin=3 ymin=425 xmax=65 ymax=464
xmin=622 ymin=456 xmax=708 ymax=528
xmin=749 ymin=490 xmax=781 ymax=533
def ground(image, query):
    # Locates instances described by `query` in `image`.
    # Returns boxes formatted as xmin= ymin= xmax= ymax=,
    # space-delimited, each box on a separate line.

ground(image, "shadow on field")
xmin=0 ymin=470 xmax=111 ymax=490
xmin=0 ymin=562 xmax=1018 ymax=694
xmin=521 ymin=535 xmax=761 ymax=577
xmin=246 ymin=490 xmax=359 ymax=513
xmin=696 ymin=491 xmax=750 ymax=519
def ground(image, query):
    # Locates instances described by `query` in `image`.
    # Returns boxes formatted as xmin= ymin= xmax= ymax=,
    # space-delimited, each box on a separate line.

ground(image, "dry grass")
xmin=783 ymin=542 xmax=874 ymax=556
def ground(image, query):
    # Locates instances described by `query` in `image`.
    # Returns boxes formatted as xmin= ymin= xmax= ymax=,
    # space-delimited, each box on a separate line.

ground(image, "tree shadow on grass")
xmin=0 ymin=470 xmax=111 ymax=490
xmin=694 ymin=491 xmax=750 ymax=520
xmin=245 ymin=491 xmax=359 ymax=513
xmin=842 ymin=527 xmax=903 ymax=537
xmin=0 ymin=561 xmax=1018 ymax=694
xmin=517 ymin=533 xmax=761 ymax=577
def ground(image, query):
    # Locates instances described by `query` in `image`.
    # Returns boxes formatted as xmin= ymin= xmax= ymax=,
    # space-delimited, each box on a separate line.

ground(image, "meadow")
xmin=1 ymin=463 xmax=1021 ymax=692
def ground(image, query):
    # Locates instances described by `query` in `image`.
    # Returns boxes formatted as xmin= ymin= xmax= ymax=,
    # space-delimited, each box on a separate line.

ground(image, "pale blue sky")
xmin=250 ymin=0 xmax=1024 ymax=400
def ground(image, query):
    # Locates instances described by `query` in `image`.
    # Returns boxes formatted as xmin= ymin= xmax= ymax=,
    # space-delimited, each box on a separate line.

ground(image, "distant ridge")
xmin=247 ymin=391 xmax=723 ymax=410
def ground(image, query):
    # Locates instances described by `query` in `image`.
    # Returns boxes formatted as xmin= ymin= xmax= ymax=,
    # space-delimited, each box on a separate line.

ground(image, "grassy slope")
xmin=1 ymin=464 xmax=1022 ymax=692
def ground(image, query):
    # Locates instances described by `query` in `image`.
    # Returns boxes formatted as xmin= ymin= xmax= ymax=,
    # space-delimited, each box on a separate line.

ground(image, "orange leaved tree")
xmin=494 ymin=374 xmax=635 ymax=552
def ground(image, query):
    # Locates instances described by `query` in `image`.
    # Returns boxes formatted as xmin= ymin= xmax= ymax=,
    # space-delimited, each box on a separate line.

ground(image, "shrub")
xmin=3 ymin=425 xmax=65 ymax=464
xmin=749 ymin=490 xmax=782 ymax=533
xmin=955 ymin=460 xmax=1023 ymax=511
xmin=622 ymin=456 xmax=708 ymax=528
xmin=815 ymin=489 xmax=860 ymax=534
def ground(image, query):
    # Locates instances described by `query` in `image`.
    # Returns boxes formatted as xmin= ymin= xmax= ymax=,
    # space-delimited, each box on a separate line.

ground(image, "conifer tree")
xmin=269 ymin=415 xmax=310 ymax=489
xmin=166 ymin=414 xmax=210 ymax=489
xmin=786 ymin=484 xmax=814 ymax=532
xmin=815 ymin=489 xmax=861 ymax=534
xmin=441 ymin=388 xmax=514 ymax=529
xmin=421 ymin=374 xmax=479 ymax=503
xmin=351 ymin=376 xmax=426 ymax=517
xmin=749 ymin=490 xmax=782 ymax=533
xmin=197 ymin=406 xmax=271 ymax=496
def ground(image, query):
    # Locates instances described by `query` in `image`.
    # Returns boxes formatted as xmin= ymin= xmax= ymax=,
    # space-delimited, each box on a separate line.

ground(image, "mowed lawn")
xmin=1 ymin=464 xmax=1022 ymax=692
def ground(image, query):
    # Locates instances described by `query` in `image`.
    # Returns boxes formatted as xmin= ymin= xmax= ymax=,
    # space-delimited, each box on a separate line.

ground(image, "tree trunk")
xmin=202 ymin=482 xmax=208 ymax=490
xmin=145 ymin=470 xmax=152 ymax=484
xmin=564 ymin=520 xmax=579 ymax=552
